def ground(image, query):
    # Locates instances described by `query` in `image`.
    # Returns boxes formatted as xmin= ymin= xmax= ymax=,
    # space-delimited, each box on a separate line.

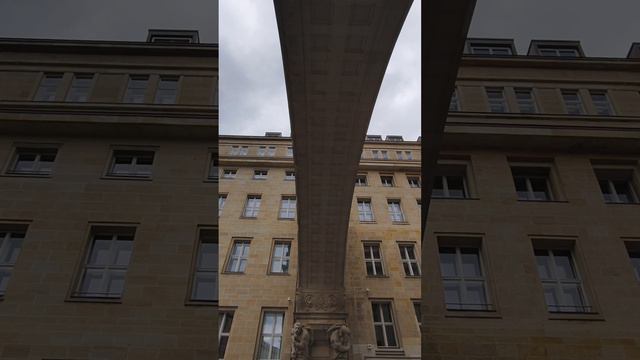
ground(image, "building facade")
xmin=219 ymin=134 xmax=422 ymax=359
xmin=0 ymin=35 xmax=218 ymax=360
xmin=422 ymin=39 xmax=640 ymax=359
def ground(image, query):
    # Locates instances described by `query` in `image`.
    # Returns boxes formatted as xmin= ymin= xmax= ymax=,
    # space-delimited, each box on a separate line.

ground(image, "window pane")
xmin=561 ymin=284 xmax=586 ymax=310
xmin=80 ymin=269 xmax=105 ymax=295
xmin=535 ymin=252 xmax=552 ymax=279
xmin=106 ymin=270 xmax=125 ymax=296
xmin=529 ymin=178 xmax=550 ymax=200
xmin=465 ymin=282 xmax=487 ymax=308
xmin=3 ymin=236 xmax=23 ymax=264
xmin=88 ymin=238 xmax=112 ymax=265
xmin=460 ymin=249 xmax=481 ymax=277
xmin=192 ymin=273 xmax=216 ymax=300
xmin=113 ymin=240 xmax=133 ymax=266
xmin=0 ymin=269 xmax=12 ymax=294
xmin=385 ymin=325 xmax=397 ymax=346
xmin=371 ymin=303 xmax=381 ymax=322
xmin=543 ymin=284 xmax=559 ymax=308
xmin=198 ymin=242 xmax=218 ymax=269
xmin=443 ymin=282 xmax=462 ymax=309
xmin=374 ymin=325 xmax=385 ymax=346
xmin=613 ymin=181 xmax=635 ymax=203
xmin=553 ymin=251 xmax=576 ymax=279
xmin=439 ymin=248 xmax=457 ymax=276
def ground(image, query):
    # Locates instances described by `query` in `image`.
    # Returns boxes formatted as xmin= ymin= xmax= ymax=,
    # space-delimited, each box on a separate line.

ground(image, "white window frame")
xmin=253 ymin=169 xmax=268 ymax=180
xmin=535 ymin=248 xmax=591 ymax=313
xmin=270 ymin=241 xmax=291 ymax=274
xmin=279 ymin=196 xmax=296 ymax=219
xmin=190 ymin=229 xmax=218 ymax=302
xmin=355 ymin=174 xmax=368 ymax=186
xmin=222 ymin=169 xmax=237 ymax=179
xmin=371 ymin=302 xmax=399 ymax=348
xmin=407 ymin=175 xmax=421 ymax=188
xmin=380 ymin=175 xmax=394 ymax=187
xmin=512 ymin=167 xmax=554 ymax=201
xmin=243 ymin=195 xmax=262 ymax=218
xmin=219 ymin=311 xmax=234 ymax=359
xmin=154 ymin=75 xmax=179 ymax=104
xmin=357 ymin=198 xmax=374 ymax=222
xmin=257 ymin=146 xmax=267 ymax=157
xmin=561 ymin=89 xmax=585 ymax=115
xmin=123 ymin=75 xmax=149 ymax=103
xmin=399 ymin=243 xmax=420 ymax=276
xmin=284 ymin=170 xmax=296 ymax=181
xmin=218 ymin=194 xmax=227 ymax=216
xmin=0 ymin=230 xmax=25 ymax=297
xmin=439 ymin=246 xmax=491 ymax=311
xmin=267 ymin=146 xmax=276 ymax=156
xmin=589 ymin=90 xmax=615 ymax=116
xmin=8 ymin=147 xmax=57 ymax=175
xmin=257 ymin=311 xmax=285 ymax=360
xmin=515 ymin=88 xmax=537 ymax=113
xmin=107 ymin=150 xmax=154 ymax=178
xmin=66 ymin=73 xmax=94 ymax=102
xmin=387 ymin=199 xmax=405 ymax=223
xmin=34 ymin=73 xmax=63 ymax=101
xmin=364 ymin=243 xmax=385 ymax=277
xmin=226 ymin=240 xmax=250 ymax=273
xmin=486 ymin=87 xmax=508 ymax=113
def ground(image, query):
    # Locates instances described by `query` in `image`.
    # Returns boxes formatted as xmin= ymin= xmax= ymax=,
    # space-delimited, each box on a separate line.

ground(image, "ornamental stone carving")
xmin=291 ymin=322 xmax=313 ymax=360
xmin=328 ymin=324 xmax=351 ymax=359
xmin=296 ymin=290 xmax=344 ymax=313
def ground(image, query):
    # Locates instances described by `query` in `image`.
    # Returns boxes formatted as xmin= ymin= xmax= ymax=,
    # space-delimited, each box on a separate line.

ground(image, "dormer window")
xmin=147 ymin=30 xmax=199 ymax=44
xmin=366 ymin=135 xmax=383 ymax=142
xmin=386 ymin=135 xmax=403 ymax=142
xmin=466 ymin=39 xmax=516 ymax=56
xmin=528 ymin=41 xmax=583 ymax=58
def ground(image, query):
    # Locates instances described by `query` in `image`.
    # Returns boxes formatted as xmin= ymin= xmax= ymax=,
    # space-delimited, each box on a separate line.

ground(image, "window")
xmin=364 ymin=243 xmax=384 ymax=276
xmin=594 ymin=169 xmax=639 ymax=204
xmin=357 ymin=198 xmax=374 ymax=222
xmin=74 ymin=228 xmax=135 ymax=298
xmin=243 ymin=195 xmax=262 ymax=218
xmin=381 ymin=150 xmax=389 ymax=160
xmin=373 ymin=150 xmax=389 ymax=160
xmin=590 ymin=90 xmax=614 ymax=116
xmin=279 ymin=196 xmax=296 ymax=219
xmin=469 ymin=44 xmax=513 ymax=55
xmin=372 ymin=150 xmax=380 ymax=159
xmin=8 ymin=147 xmax=57 ymax=175
xmin=515 ymin=88 xmax=537 ymax=113
xmin=254 ymin=170 xmax=268 ymax=180
xmin=433 ymin=165 xmax=469 ymax=198
xmin=371 ymin=302 xmax=398 ymax=347
xmin=66 ymin=73 xmax=93 ymax=102
xmin=537 ymin=46 xmax=580 ymax=57
xmin=270 ymin=241 xmax=291 ymax=274
xmin=287 ymin=147 xmax=293 ymax=157
xmin=108 ymin=150 xmax=154 ymax=178
xmin=355 ymin=174 xmax=367 ymax=186
xmin=407 ymin=175 xmax=421 ymax=188
xmin=267 ymin=146 xmax=276 ymax=156
xmin=366 ymin=135 xmax=383 ymax=141
xmin=190 ymin=229 xmax=217 ymax=302
xmin=208 ymin=153 xmax=218 ymax=181
xmin=386 ymin=135 xmax=403 ymax=142
xmin=396 ymin=151 xmax=404 ymax=160
xmin=123 ymin=75 xmax=149 ymax=103
xmin=486 ymin=87 xmax=508 ymax=113
xmin=387 ymin=200 xmax=405 ymax=223
xmin=218 ymin=311 xmax=234 ymax=359
xmin=154 ymin=76 xmax=179 ymax=104
xmin=285 ymin=170 xmax=296 ymax=181
xmin=226 ymin=240 xmax=250 ymax=273
xmin=561 ymin=90 xmax=585 ymax=115
xmin=258 ymin=311 xmax=285 ymax=359
xmin=229 ymin=146 xmax=249 ymax=156
xmin=534 ymin=248 xmax=590 ymax=313
xmin=222 ymin=169 xmax=237 ymax=179
xmin=257 ymin=146 xmax=267 ymax=157
xmin=399 ymin=244 xmax=420 ymax=276
xmin=218 ymin=194 xmax=227 ymax=216
xmin=34 ymin=73 xmax=63 ymax=101
xmin=405 ymin=151 xmax=413 ymax=160
xmin=0 ymin=229 xmax=26 ymax=297
xmin=449 ymin=88 xmax=460 ymax=111
xmin=380 ymin=175 xmax=394 ymax=187
xmin=412 ymin=301 xmax=421 ymax=328
xmin=511 ymin=167 xmax=553 ymax=201
xmin=439 ymin=246 xmax=491 ymax=310
xmin=239 ymin=146 xmax=249 ymax=156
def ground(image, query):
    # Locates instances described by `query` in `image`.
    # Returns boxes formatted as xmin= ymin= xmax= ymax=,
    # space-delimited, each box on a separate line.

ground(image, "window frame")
xmin=268 ymin=240 xmax=292 ymax=275
xmin=561 ymin=89 xmax=585 ymax=115
xmin=284 ymin=170 xmax=296 ymax=181
xmin=5 ymin=145 xmax=59 ymax=177
xmin=278 ymin=196 xmax=297 ymax=220
xmin=589 ymin=89 xmax=615 ymax=116
xmin=253 ymin=169 xmax=269 ymax=180
xmin=222 ymin=168 xmax=237 ymax=179
xmin=206 ymin=149 xmax=218 ymax=182
xmin=485 ymin=87 xmax=509 ymax=113
xmin=218 ymin=193 xmax=227 ymax=217
xmin=380 ymin=174 xmax=395 ymax=187
xmin=370 ymin=301 xmax=400 ymax=349
xmin=386 ymin=199 xmax=406 ymax=223
xmin=398 ymin=242 xmax=421 ymax=277
xmin=154 ymin=75 xmax=181 ymax=104
xmin=255 ymin=309 xmax=286 ymax=360
xmin=432 ymin=163 xmax=471 ymax=199
xmin=33 ymin=72 xmax=64 ymax=101
xmin=406 ymin=175 xmax=421 ymax=188
xmin=224 ymin=239 xmax=251 ymax=274
xmin=363 ymin=242 xmax=386 ymax=277
xmin=514 ymin=87 xmax=538 ymax=114
xmin=242 ymin=195 xmax=262 ymax=219
xmin=593 ymin=167 xmax=640 ymax=204
xmin=0 ymin=224 xmax=28 ymax=298
xmin=510 ymin=164 xmax=559 ymax=202
xmin=355 ymin=174 xmax=368 ymax=186
xmin=438 ymin=244 xmax=493 ymax=311
xmin=104 ymin=148 xmax=156 ymax=180
xmin=218 ymin=310 xmax=235 ymax=359
xmin=186 ymin=227 xmax=218 ymax=305
xmin=357 ymin=198 xmax=375 ymax=223
xmin=122 ymin=74 xmax=149 ymax=104
xmin=65 ymin=73 xmax=95 ymax=102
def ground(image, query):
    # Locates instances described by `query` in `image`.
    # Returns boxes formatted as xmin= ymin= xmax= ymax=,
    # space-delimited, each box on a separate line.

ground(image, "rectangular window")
xmin=222 ymin=169 xmax=237 ymax=179
xmin=534 ymin=248 xmax=590 ymax=313
xmin=226 ymin=240 xmax=250 ymax=273
xmin=449 ymin=88 xmax=460 ymax=111
xmin=239 ymin=146 xmax=249 ymax=156
xmin=405 ymin=151 xmax=413 ymax=160
xmin=364 ymin=243 xmax=384 ymax=276
xmin=0 ymin=229 xmax=26 ymax=297
xmin=230 ymin=146 xmax=240 ymax=156
xmin=270 ymin=241 xmax=291 ymax=274
xmin=433 ymin=165 xmax=469 ymax=198
xmin=399 ymin=244 xmax=420 ymax=276
xmin=254 ymin=170 xmax=268 ymax=180
xmin=538 ymin=46 xmax=579 ymax=57
xmin=285 ymin=170 xmax=296 ymax=181
xmin=515 ymin=88 xmax=537 ymax=113
xmin=190 ymin=229 xmax=217 ymax=302
xmin=372 ymin=150 xmax=380 ymax=159
xmin=155 ymin=76 xmax=179 ymax=104
xmin=439 ymin=246 xmax=491 ymax=310
xmin=470 ymin=44 xmax=513 ymax=55
xmin=108 ymin=150 xmax=154 ymax=178
xmin=218 ymin=194 xmax=227 ymax=216
xmin=627 ymin=245 xmax=640 ymax=281
xmin=594 ymin=169 xmax=639 ymax=204
xmin=287 ymin=147 xmax=293 ymax=157
xmin=267 ymin=146 xmax=276 ymax=156
xmin=561 ymin=89 xmax=585 ymax=115
xmin=123 ymin=75 xmax=149 ymax=103
xmin=279 ymin=196 xmax=296 ymax=219
xmin=257 ymin=146 xmax=267 ymax=157
xmin=511 ymin=166 xmax=553 ymax=201
xmin=66 ymin=73 xmax=93 ymax=102
xmin=355 ymin=174 xmax=367 ymax=186
xmin=381 ymin=150 xmax=389 ymax=160
xmin=258 ymin=311 xmax=285 ymax=359
xmin=34 ymin=73 xmax=63 ymax=101
xmin=74 ymin=228 xmax=135 ymax=298
xmin=357 ymin=198 xmax=374 ymax=222
xmin=371 ymin=302 xmax=398 ymax=347
xmin=486 ymin=87 xmax=508 ymax=113
xmin=243 ymin=195 xmax=262 ymax=218
xmin=380 ymin=175 xmax=394 ymax=187
xmin=8 ymin=147 xmax=57 ymax=175
xmin=413 ymin=301 xmax=421 ymax=328
xmin=396 ymin=151 xmax=404 ymax=160
xmin=590 ymin=90 xmax=614 ymax=116
xmin=387 ymin=200 xmax=405 ymax=223
xmin=208 ymin=153 xmax=218 ymax=181
xmin=407 ymin=175 xmax=421 ymax=188
xmin=219 ymin=311 xmax=234 ymax=359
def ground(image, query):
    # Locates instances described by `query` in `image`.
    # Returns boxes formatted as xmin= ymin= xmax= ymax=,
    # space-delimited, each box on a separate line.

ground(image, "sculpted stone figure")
xmin=291 ymin=322 xmax=313 ymax=360
xmin=327 ymin=324 xmax=351 ymax=359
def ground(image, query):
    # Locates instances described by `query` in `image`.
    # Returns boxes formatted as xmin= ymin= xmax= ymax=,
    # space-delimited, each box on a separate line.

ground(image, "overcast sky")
xmin=1 ymin=0 xmax=638 ymax=139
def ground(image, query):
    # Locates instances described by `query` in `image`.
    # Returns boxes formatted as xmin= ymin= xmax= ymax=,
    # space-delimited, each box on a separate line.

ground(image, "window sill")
xmin=548 ymin=312 xmax=604 ymax=321
xmin=203 ymin=178 xmax=218 ymax=183
xmin=516 ymin=199 xmax=568 ymax=203
xmin=278 ymin=218 xmax=296 ymax=221
xmin=366 ymin=275 xmax=390 ymax=279
xmin=604 ymin=202 xmax=640 ymax=206
xmin=1 ymin=172 xmax=52 ymax=178
xmin=267 ymin=272 xmax=291 ymax=276
xmin=392 ymin=221 xmax=410 ymax=225
xmin=374 ymin=348 xmax=405 ymax=357
xmin=240 ymin=216 xmax=258 ymax=220
xmin=252 ymin=178 xmax=267 ymax=180
xmin=101 ymin=175 xmax=152 ymax=181
xmin=66 ymin=296 xmax=122 ymax=304
xmin=221 ymin=271 xmax=245 ymax=275
xmin=404 ymin=275 xmax=421 ymax=279
xmin=221 ymin=177 xmax=236 ymax=180
xmin=432 ymin=197 xmax=479 ymax=200
xmin=359 ymin=221 xmax=377 ymax=224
